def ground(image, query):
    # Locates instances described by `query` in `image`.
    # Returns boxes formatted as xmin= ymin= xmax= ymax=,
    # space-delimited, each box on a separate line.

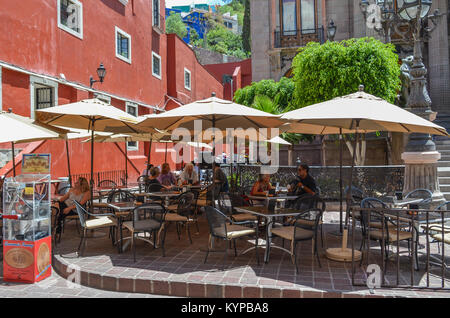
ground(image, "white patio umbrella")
xmin=281 ymin=86 xmax=449 ymax=262
xmin=35 ymin=98 xmax=147 ymax=212
xmin=0 ymin=110 xmax=68 ymax=177
xmin=266 ymin=136 xmax=291 ymax=145
xmin=137 ymin=94 xmax=286 ymax=203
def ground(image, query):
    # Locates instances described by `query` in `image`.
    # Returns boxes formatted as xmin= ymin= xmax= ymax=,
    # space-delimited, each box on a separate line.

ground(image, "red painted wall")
xmin=203 ymin=59 xmax=252 ymax=101
xmin=0 ymin=0 xmax=227 ymax=181
xmin=166 ymin=34 xmax=224 ymax=106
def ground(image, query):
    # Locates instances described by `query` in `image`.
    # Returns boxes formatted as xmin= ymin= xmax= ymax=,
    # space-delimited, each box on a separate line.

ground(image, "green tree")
xmin=234 ymin=78 xmax=312 ymax=143
xmin=291 ymin=37 xmax=401 ymax=107
xmin=189 ymin=28 xmax=203 ymax=47
xmin=165 ymin=12 xmax=187 ymax=39
xmin=242 ymin=0 xmax=251 ymax=53
xmin=206 ymin=25 xmax=247 ymax=58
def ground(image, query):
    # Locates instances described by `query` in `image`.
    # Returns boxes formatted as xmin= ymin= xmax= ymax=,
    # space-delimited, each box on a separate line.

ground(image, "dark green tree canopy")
xmin=291 ymin=37 xmax=401 ymax=108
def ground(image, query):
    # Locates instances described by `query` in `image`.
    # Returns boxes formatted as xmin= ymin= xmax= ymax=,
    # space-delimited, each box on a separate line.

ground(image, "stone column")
xmin=401 ymin=16 xmax=445 ymax=204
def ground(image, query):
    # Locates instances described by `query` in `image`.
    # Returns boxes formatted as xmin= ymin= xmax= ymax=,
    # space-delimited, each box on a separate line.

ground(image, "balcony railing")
xmin=274 ymin=26 xmax=325 ymax=49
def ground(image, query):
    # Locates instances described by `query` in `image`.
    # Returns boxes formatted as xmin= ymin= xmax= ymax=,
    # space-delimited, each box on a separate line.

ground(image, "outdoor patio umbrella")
xmin=83 ymin=132 xmax=169 ymax=185
xmin=280 ymin=86 xmax=449 ymax=262
xmin=0 ymin=110 xmax=68 ymax=177
xmin=137 ymin=94 xmax=286 ymax=204
xmin=35 ymin=98 xmax=145 ymax=212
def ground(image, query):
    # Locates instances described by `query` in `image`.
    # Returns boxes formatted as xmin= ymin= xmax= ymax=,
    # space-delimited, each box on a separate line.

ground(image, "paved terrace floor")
xmin=40 ymin=207 xmax=450 ymax=298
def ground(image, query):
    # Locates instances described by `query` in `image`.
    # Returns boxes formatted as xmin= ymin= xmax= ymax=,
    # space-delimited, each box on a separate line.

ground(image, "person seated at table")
xmin=142 ymin=163 xmax=154 ymax=178
xmin=55 ymin=177 xmax=91 ymax=233
xmin=147 ymin=166 xmax=170 ymax=190
xmin=287 ymin=164 xmax=317 ymax=196
xmin=179 ymin=162 xmax=199 ymax=186
xmin=158 ymin=163 xmax=177 ymax=187
xmin=250 ymin=174 xmax=274 ymax=196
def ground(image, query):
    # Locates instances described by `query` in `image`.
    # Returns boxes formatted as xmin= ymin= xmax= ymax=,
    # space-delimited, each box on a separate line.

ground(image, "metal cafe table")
xmin=246 ymin=194 xmax=299 ymax=208
xmin=234 ymin=205 xmax=305 ymax=263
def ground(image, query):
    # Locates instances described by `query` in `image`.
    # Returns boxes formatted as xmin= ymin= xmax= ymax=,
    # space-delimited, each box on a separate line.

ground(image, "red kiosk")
xmin=2 ymin=154 xmax=52 ymax=283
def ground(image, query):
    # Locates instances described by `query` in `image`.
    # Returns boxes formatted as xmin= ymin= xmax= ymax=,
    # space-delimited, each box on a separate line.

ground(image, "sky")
xmin=165 ymin=0 xmax=230 ymax=8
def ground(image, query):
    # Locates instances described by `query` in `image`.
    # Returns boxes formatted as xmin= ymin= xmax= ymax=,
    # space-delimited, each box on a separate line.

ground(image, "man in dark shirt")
xmin=288 ymin=164 xmax=317 ymax=196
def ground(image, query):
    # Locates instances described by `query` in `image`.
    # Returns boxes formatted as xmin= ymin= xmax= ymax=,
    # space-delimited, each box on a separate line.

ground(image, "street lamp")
xmin=327 ymin=19 xmax=337 ymax=41
xmin=90 ymin=63 xmax=107 ymax=88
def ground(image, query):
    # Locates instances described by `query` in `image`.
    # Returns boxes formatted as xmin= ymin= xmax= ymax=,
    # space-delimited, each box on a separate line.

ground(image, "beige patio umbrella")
xmin=266 ymin=136 xmax=291 ymax=145
xmin=137 ymin=94 xmax=286 ymax=202
xmin=35 ymin=98 xmax=147 ymax=212
xmin=281 ymin=86 xmax=449 ymax=262
xmin=83 ymin=132 xmax=170 ymax=184
xmin=0 ymin=110 xmax=69 ymax=177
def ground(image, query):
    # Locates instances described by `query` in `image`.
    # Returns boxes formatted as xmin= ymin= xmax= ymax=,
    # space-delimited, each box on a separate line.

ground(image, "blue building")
xmin=165 ymin=8 xmax=209 ymax=45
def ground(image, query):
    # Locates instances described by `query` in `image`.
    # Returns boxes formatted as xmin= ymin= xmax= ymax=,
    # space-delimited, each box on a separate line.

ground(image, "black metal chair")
xmin=204 ymin=206 xmax=259 ymax=269
xmin=217 ymin=192 xmax=258 ymax=223
xmin=271 ymin=208 xmax=323 ymax=273
xmin=98 ymin=179 xmax=117 ymax=189
xmin=359 ymin=197 xmax=418 ymax=270
xmin=74 ymin=200 xmax=118 ymax=256
xmin=121 ymin=203 xmax=168 ymax=262
xmin=289 ymin=193 xmax=326 ymax=247
xmin=403 ymin=188 xmax=433 ymax=209
xmin=165 ymin=192 xmax=196 ymax=243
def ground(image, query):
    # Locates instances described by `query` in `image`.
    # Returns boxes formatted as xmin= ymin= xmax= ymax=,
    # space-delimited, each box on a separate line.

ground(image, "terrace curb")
xmin=53 ymin=254 xmax=385 ymax=298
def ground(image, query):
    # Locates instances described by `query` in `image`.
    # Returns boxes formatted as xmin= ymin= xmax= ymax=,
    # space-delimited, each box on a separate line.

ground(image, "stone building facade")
xmin=251 ymin=0 xmax=449 ymax=117
xmin=250 ymin=0 xmax=450 ymax=166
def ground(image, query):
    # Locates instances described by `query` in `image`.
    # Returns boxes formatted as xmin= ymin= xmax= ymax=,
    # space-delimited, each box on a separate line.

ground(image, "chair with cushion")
xmin=403 ymin=188 xmax=433 ymax=209
xmin=271 ymin=208 xmax=323 ymax=273
xmin=122 ymin=203 xmax=168 ymax=262
xmin=74 ymin=200 xmax=118 ymax=256
xmin=289 ymin=194 xmax=326 ymax=247
xmin=165 ymin=192 xmax=196 ymax=243
xmin=360 ymin=197 xmax=418 ymax=270
xmin=217 ymin=192 xmax=258 ymax=223
xmin=204 ymin=206 xmax=259 ymax=269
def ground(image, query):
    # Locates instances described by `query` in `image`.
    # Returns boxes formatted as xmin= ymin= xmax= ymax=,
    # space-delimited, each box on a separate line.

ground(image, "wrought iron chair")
xmin=217 ymin=192 xmax=258 ymax=223
xmin=122 ymin=203 xmax=168 ymax=262
xmin=204 ymin=206 xmax=259 ymax=269
xmin=359 ymin=197 xmax=418 ymax=270
xmin=271 ymin=208 xmax=323 ymax=273
xmin=74 ymin=200 xmax=118 ymax=256
xmin=403 ymin=188 xmax=433 ymax=209
xmin=98 ymin=179 xmax=117 ymax=189
xmin=165 ymin=192 xmax=196 ymax=243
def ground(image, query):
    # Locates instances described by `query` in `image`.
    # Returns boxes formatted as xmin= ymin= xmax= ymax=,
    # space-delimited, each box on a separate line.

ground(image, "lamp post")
xmin=361 ymin=0 xmax=444 ymax=202
xmin=90 ymin=63 xmax=107 ymax=88
xmin=327 ymin=19 xmax=337 ymax=41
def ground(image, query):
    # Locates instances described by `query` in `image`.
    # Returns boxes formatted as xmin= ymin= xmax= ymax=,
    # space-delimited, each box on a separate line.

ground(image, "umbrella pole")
xmin=340 ymin=129 xmax=343 ymax=233
xmin=211 ymin=116 xmax=216 ymax=207
xmin=90 ymin=120 xmax=95 ymax=214
xmin=65 ymin=139 xmax=72 ymax=187
xmin=11 ymin=142 xmax=16 ymax=177
xmin=326 ymin=125 xmax=362 ymax=262
xmin=147 ymin=136 xmax=153 ymax=167
xmin=124 ymin=138 xmax=128 ymax=186
xmin=165 ymin=142 xmax=168 ymax=163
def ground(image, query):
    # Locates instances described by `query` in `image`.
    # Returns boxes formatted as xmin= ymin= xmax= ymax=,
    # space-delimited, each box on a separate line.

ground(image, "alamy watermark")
xmin=364 ymin=2 xmax=383 ymax=30
xmin=170 ymin=120 xmax=281 ymax=174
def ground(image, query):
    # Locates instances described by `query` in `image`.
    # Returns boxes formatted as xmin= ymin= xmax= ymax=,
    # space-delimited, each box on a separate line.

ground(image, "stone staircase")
xmin=434 ymin=114 xmax=450 ymax=201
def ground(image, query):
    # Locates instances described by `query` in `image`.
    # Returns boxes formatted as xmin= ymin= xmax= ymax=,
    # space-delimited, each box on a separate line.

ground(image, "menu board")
xmin=21 ymin=154 xmax=51 ymax=174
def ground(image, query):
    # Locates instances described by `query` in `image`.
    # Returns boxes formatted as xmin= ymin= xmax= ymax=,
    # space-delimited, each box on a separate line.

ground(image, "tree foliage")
xmin=166 ymin=12 xmax=187 ymax=39
xmin=206 ymin=25 xmax=248 ymax=59
xmin=234 ymin=78 xmax=312 ymax=143
xmin=233 ymin=77 xmax=295 ymax=111
xmin=291 ymin=37 xmax=401 ymax=107
xmin=242 ymin=0 xmax=251 ymax=53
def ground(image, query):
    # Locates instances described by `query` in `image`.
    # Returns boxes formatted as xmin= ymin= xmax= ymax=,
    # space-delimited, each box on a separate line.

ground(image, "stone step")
xmin=438 ymin=185 xmax=450 ymax=193
xmin=437 ymin=161 xmax=450 ymax=167
xmin=438 ymin=177 xmax=450 ymax=184
xmin=437 ymin=167 xmax=450 ymax=177
xmin=434 ymin=140 xmax=450 ymax=146
xmin=440 ymin=192 xmax=450 ymax=201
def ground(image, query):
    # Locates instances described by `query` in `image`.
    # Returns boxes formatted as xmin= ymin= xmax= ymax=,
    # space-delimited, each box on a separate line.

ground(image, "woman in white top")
xmin=56 ymin=177 xmax=91 ymax=233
